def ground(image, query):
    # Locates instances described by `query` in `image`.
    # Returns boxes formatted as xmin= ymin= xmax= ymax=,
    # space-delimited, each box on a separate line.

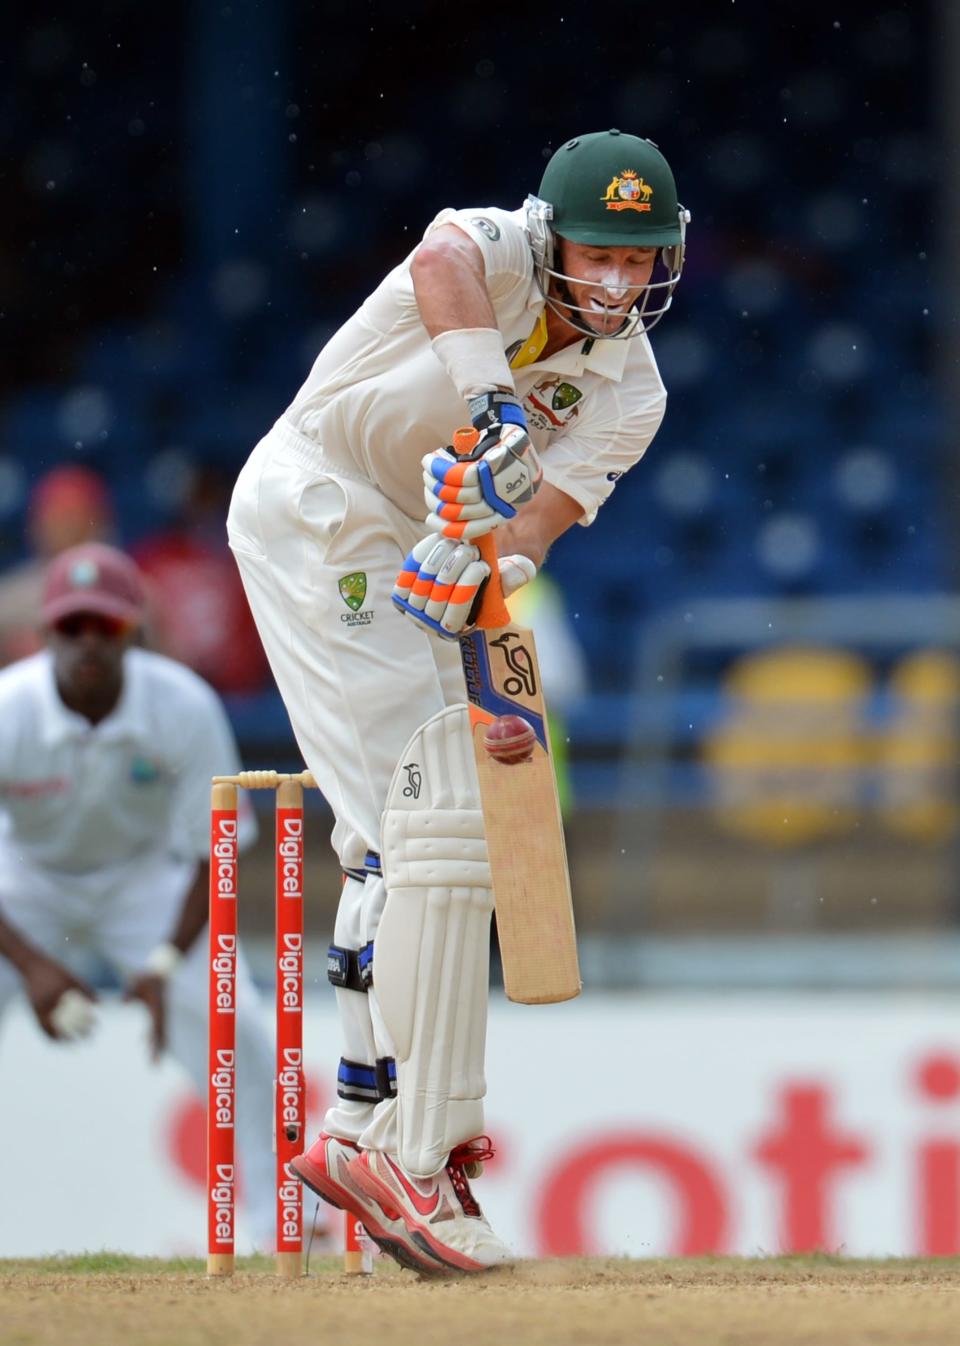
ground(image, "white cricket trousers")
xmin=0 ymin=849 xmax=278 ymax=1249
xmin=227 ymin=417 xmax=469 ymax=1147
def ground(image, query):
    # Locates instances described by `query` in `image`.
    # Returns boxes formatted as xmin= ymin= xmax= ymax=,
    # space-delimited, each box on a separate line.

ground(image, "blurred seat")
xmin=703 ymin=646 xmax=872 ymax=846
xmin=876 ymin=650 xmax=960 ymax=843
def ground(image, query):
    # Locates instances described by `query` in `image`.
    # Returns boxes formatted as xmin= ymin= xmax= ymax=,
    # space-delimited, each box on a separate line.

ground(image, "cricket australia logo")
xmin=525 ymin=377 xmax=584 ymax=433
xmin=339 ymin=573 xmax=367 ymax=611
xmin=338 ymin=572 xmax=374 ymax=627
xmin=402 ymin=763 xmax=422 ymax=799
xmin=490 ymin=632 xmax=538 ymax=698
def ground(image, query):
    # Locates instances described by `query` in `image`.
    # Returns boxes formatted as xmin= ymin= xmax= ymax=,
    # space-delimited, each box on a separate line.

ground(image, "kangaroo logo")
xmin=600 ymin=169 xmax=653 ymax=213
xmin=490 ymin=632 xmax=538 ymax=698
xmin=402 ymin=763 xmax=422 ymax=799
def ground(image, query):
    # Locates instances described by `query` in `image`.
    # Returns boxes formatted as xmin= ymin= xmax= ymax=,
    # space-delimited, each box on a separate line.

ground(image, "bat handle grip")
xmin=453 ymin=427 xmax=512 ymax=630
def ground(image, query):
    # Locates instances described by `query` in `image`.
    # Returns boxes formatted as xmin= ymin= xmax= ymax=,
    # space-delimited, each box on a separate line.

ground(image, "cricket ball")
xmin=483 ymin=714 xmax=536 ymax=765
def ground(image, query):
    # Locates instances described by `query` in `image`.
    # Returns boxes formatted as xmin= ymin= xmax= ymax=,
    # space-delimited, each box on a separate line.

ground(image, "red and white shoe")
xmin=348 ymin=1137 xmax=513 ymax=1273
xmin=291 ymin=1132 xmax=445 ymax=1273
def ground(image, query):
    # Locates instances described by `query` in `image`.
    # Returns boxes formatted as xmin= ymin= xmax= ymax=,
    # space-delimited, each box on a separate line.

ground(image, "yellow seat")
xmin=877 ymin=650 xmax=960 ymax=843
xmin=704 ymin=647 xmax=871 ymax=846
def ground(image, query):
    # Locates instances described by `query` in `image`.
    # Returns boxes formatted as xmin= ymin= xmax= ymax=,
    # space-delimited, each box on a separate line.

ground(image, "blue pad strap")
xmin=337 ymin=1058 xmax=379 ymax=1103
xmin=357 ymin=941 xmax=374 ymax=989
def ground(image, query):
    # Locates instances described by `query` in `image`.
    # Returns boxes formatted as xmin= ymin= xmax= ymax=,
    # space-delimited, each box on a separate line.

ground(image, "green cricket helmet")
xmin=526 ymin=129 xmax=690 ymax=337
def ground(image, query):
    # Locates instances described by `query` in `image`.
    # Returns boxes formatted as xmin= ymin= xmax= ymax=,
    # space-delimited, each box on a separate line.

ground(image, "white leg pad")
xmin=374 ymin=704 xmax=492 ymax=1177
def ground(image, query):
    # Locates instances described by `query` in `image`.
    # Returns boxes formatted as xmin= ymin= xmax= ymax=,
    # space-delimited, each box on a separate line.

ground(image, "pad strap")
xmin=375 ymin=1056 xmax=398 ymax=1100
xmin=327 ymin=941 xmax=375 ymax=992
xmin=341 ymin=851 xmax=382 ymax=884
xmin=337 ymin=1058 xmax=379 ymax=1103
xmin=336 ymin=1057 xmax=397 ymax=1102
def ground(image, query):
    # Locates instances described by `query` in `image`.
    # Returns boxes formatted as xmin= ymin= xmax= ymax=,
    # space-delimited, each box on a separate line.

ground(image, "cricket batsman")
xmin=227 ymin=130 xmax=689 ymax=1271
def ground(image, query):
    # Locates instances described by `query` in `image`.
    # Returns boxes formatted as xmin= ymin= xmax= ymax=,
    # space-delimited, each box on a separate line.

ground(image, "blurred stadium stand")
xmin=3 ymin=2 xmax=957 ymax=976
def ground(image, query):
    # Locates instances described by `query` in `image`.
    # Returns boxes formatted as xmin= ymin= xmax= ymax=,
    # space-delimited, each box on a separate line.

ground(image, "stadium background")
xmin=2 ymin=0 xmax=959 ymax=1260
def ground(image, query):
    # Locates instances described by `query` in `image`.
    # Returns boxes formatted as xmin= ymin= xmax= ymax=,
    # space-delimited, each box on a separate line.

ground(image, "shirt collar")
xmin=37 ymin=650 xmax=141 ymax=748
xmin=580 ymin=335 xmax=630 ymax=381
xmin=530 ymin=320 xmax=631 ymax=383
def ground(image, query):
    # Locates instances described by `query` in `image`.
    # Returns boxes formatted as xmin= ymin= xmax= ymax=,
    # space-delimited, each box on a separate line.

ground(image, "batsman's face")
xmin=48 ymin=612 xmax=132 ymax=693
xmin=553 ymin=238 xmax=657 ymax=337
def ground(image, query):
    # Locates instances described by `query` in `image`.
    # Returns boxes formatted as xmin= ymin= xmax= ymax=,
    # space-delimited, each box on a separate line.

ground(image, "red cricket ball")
xmin=483 ymin=714 xmax=536 ymax=765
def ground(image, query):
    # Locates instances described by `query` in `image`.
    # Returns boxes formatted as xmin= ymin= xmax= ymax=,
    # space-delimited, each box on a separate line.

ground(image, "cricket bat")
xmin=454 ymin=426 xmax=581 ymax=1005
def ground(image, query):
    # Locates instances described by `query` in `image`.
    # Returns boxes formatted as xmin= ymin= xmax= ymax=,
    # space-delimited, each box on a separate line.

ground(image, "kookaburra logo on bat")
xmin=490 ymin=633 xmax=537 ymax=698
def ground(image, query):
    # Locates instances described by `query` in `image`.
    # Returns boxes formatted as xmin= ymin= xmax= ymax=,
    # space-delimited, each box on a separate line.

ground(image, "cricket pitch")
xmin=2 ymin=1253 xmax=959 ymax=1346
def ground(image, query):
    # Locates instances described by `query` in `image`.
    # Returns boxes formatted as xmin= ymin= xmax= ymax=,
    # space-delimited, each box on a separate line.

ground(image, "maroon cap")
xmin=41 ymin=543 xmax=146 ymax=627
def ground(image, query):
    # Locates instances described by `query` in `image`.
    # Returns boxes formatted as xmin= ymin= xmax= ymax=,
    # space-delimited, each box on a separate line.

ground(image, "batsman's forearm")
xmin=495 ymin=482 xmax=584 ymax=569
xmin=0 ymin=910 xmax=46 ymax=975
xmin=166 ymin=861 xmax=210 ymax=955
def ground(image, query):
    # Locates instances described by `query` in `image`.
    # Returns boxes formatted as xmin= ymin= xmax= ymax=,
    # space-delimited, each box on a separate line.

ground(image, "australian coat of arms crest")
xmin=600 ymin=169 xmax=653 ymax=212
xmin=525 ymin=377 xmax=584 ymax=431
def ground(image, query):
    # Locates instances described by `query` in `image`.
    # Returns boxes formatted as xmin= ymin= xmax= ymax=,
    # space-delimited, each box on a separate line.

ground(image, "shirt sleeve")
xmin=541 ymin=376 xmax=667 ymax=526
xmin=423 ymin=206 xmax=533 ymax=304
xmin=167 ymin=680 xmax=258 ymax=861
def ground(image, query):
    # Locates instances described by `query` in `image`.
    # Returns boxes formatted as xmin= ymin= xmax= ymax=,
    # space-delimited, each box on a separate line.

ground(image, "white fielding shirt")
xmin=0 ymin=648 xmax=255 ymax=878
xmin=286 ymin=205 xmax=668 ymax=526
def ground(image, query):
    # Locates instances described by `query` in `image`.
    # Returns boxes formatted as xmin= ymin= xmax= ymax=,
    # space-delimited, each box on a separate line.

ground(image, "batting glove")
xmin=393 ymin=535 xmax=490 ymax=638
xmin=423 ymin=425 xmax=542 ymax=540
xmin=393 ymin=539 xmax=537 ymax=639
xmin=467 ymin=388 xmax=527 ymax=438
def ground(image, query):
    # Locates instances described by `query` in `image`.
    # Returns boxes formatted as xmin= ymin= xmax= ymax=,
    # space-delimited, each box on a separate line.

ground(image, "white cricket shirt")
xmin=0 ymin=648 xmax=255 ymax=875
xmin=286 ymin=205 xmax=667 ymax=525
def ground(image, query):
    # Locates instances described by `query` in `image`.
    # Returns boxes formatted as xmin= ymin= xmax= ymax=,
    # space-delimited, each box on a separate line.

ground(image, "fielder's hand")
xmin=23 ymin=955 xmax=98 ymax=1042
xmin=124 ymin=972 xmax=167 ymax=1062
xmin=393 ymin=536 xmax=536 ymax=639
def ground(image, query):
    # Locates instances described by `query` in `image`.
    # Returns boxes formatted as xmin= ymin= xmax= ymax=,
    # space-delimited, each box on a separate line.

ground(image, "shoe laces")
xmin=447 ymin=1136 xmax=495 ymax=1217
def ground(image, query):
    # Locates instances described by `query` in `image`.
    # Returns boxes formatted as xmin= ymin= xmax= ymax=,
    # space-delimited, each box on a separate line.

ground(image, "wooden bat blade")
xmin=472 ymin=721 xmax=580 ymax=1004
xmin=450 ymin=425 xmax=579 ymax=1003
xmin=460 ymin=622 xmax=581 ymax=1005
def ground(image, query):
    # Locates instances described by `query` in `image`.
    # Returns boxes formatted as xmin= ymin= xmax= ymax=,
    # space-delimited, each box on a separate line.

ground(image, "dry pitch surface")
xmin=2 ymin=1253 xmax=959 ymax=1346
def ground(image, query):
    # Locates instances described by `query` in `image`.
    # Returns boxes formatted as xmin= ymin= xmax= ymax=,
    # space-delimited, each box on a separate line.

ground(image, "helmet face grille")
xmin=539 ymin=245 xmax=685 ymax=339
xmin=525 ymin=194 xmax=689 ymax=340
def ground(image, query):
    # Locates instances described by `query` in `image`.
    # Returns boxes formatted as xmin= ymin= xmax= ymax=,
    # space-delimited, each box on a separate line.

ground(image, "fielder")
xmin=228 ymin=129 xmax=688 ymax=1271
xmin=0 ymin=542 xmax=279 ymax=1250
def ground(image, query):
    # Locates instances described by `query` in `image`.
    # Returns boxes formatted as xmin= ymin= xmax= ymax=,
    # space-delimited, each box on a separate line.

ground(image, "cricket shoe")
xmin=291 ymin=1132 xmax=445 ymax=1273
xmin=348 ymin=1137 xmax=513 ymax=1273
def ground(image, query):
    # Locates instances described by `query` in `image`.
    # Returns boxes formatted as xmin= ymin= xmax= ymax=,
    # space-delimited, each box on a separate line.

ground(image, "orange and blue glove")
xmin=393 ymin=536 xmax=536 ymax=639
xmin=422 ymin=394 xmax=542 ymax=541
